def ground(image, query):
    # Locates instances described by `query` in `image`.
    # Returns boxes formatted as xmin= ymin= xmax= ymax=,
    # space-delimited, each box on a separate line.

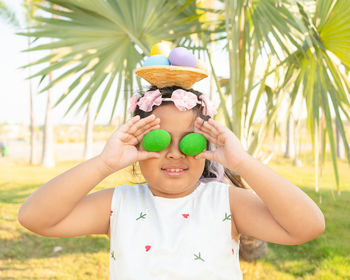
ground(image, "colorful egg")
xmin=150 ymin=42 xmax=172 ymax=57
xmin=169 ymin=47 xmax=197 ymax=67
xmin=179 ymin=133 xmax=207 ymax=156
xmin=143 ymin=55 xmax=170 ymax=67
xmin=142 ymin=129 xmax=171 ymax=152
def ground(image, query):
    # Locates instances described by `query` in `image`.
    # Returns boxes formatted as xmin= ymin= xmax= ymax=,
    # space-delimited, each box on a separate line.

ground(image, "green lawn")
xmin=0 ymin=154 xmax=349 ymax=279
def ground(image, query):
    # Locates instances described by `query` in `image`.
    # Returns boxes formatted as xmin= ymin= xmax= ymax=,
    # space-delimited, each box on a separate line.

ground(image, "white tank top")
xmin=109 ymin=181 xmax=243 ymax=280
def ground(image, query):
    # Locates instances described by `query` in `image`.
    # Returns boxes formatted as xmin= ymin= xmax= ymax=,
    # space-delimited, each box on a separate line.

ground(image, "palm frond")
xmin=21 ymin=0 xmax=201 ymax=119
xmin=0 ymin=1 xmax=20 ymax=27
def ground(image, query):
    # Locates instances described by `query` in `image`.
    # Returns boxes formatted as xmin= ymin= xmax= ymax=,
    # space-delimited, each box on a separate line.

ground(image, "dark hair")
xmin=131 ymin=86 xmax=248 ymax=189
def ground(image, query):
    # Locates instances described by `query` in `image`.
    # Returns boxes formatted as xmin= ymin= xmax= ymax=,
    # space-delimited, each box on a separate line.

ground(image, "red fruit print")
xmin=232 ymin=249 xmax=234 ymax=254
xmin=110 ymin=210 xmax=113 ymax=216
xmin=182 ymin=214 xmax=189 ymax=219
xmin=145 ymin=245 xmax=151 ymax=252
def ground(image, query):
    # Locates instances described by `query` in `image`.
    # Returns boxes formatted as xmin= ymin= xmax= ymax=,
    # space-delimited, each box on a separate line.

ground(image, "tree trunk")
xmin=292 ymin=119 xmax=302 ymax=167
xmin=27 ymin=18 xmax=36 ymax=165
xmin=29 ymin=80 xmax=36 ymax=165
xmin=284 ymin=114 xmax=295 ymax=158
xmin=239 ymin=235 xmax=268 ymax=262
xmin=83 ymin=101 xmax=94 ymax=160
xmin=41 ymin=72 xmax=55 ymax=168
xmin=336 ymin=120 xmax=345 ymax=159
xmin=28 ymin=61 xmax=36 ymax=165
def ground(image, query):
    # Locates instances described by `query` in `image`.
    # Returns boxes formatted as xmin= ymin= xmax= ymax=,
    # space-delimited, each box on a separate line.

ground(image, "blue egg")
xmin=143 ymin=55 xmax=170 ymax=67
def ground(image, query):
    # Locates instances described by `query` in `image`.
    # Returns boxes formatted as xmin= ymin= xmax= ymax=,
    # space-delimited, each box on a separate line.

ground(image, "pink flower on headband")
xmin=137 ymin=89 xmax=162 ymax=112
xmin=164 ymin=89 xmax=199 ymax=111
xmin=199 ymin=94 xmax=217 ymax=117
xmin=130 ymin=88 xmax=217 ymax=117
xmin=128 ymin=93 xmax=140 ymax=113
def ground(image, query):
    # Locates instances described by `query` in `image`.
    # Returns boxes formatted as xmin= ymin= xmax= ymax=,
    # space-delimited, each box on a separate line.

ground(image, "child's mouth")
xmin=161 ymin=168 xmax=188 ymax=177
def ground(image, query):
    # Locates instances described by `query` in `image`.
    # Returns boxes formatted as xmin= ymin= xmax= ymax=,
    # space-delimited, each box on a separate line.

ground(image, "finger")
xmin=123 ymin=114 xmax=156 ymax=134
xmin=198 ymin=131 xmax=221 ymax=146
xmin=121 ymin=117 xmax=159 ymax=143
xmin=195 ymin=117 xmax=219 ymax=136
xmin=195 ymin=150 xmax=215 ymax=161
xmin=137 ymin=151 xmax=160 ymax=161
xmin=195 ymin=124 xmax=218 ymax=140
xmin=136 ymin=124 xmax=161 ymax=143
xmin=195 ymin=117 xmax=224 ymax=136
xmin=133 ymin=119 xmax=160 ymax=138
xmin=207 ymin=118 xmax=227 ymax=133
xmin=128 ymin=115 xmax=159 ymax=134
xmin=123 ymin=115 xmax=141 ymax=130
xmin=194 ymin=122 xmax=220 ymax=141
xmin=120 ymin=122 xmax=161 ymax=145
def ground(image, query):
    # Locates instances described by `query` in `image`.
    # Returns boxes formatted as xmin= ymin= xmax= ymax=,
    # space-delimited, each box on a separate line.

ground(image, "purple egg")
xmin=169 ymin=47 xmax=197 ymax=67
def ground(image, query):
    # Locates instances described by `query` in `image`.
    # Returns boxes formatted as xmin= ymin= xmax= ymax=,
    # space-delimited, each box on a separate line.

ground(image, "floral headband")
xmin=128 ymin=89 xmax=217 ymax=117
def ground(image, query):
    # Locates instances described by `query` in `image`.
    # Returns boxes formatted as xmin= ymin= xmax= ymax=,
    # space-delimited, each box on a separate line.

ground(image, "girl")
xmin=18 ymin=86 xmax=325 ymax=279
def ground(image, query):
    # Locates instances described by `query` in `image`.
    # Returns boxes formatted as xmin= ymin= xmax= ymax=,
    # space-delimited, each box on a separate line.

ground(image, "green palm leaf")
xmin=318 ymin=0 xmax=350 ymax=68
xmin=20 ymin=0 xmax=201 ymax=119
xmin=0 ymin=1 xmax=20 ymax=27
xmin=200 ymin=0 xmax=350 ymax=191
xmin=280 ymin=0 xmax=350 ymax=191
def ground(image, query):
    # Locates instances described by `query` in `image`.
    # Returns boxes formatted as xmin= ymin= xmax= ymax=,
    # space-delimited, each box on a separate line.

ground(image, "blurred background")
xmin=0 ymin=0 xmax=349 ymax=279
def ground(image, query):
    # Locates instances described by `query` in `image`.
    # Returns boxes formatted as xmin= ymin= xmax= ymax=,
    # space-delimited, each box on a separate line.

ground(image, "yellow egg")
xmin=150 ymin=42 xmax=172 ymax=57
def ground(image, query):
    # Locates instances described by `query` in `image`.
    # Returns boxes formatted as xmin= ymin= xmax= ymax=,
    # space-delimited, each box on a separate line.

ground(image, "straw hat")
xmin=135 ymin=65 xmax=208 ymax=89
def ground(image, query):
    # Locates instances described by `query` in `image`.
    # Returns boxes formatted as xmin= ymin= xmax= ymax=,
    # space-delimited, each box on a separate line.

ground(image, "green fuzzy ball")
xmin=142 ymin=129 xmax=171 ymax=152
xmin=179 ymin=133 xmax=207 ymax=156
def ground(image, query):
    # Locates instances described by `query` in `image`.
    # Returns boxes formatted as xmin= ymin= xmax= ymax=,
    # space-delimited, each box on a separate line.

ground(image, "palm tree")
xmin=20 ymin=0 xmax=202 ymax=123
xmin=199 ymin=0 xmax=350 ymax=193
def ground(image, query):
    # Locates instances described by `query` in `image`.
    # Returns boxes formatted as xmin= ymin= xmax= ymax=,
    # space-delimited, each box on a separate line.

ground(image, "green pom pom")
xmin=179 ymin=133 xmax=207 ymax=156
xmin=142 ymin=129 xmax=171 ymax=152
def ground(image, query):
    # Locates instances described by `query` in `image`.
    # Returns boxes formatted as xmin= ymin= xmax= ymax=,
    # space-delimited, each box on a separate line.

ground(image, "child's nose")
xmin=166 ymin=141 xmax=185 ymax=159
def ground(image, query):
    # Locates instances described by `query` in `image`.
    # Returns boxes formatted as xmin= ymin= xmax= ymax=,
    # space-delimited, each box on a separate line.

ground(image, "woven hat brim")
xmin=134 ymin=65 xmax=208 ymax=89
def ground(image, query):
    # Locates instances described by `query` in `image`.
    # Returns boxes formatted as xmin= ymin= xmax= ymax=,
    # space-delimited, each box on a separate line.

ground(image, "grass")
xmin=0 ymin=154 xmax=349 ymax=279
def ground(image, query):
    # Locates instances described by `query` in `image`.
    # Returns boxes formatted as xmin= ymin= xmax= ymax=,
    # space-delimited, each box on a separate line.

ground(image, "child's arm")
xmin=194 ymin=117 xmax=325 ymax=245
xmin=228 ymin=155 xmax=325 ymax=244
xmin=18 ymin=115 xmax=160 ymax=237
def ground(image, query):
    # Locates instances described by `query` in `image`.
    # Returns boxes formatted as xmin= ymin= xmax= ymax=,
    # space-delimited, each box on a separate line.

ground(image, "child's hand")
xmin=194 ymin=117 xmax=249 ymax=172
xmin=99 ymin=115 xmax=160 ymax=172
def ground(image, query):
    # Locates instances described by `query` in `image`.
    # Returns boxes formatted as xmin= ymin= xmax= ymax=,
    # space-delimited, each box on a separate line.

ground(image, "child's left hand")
xmin=194 ymin=117 xmax=249 ymax=172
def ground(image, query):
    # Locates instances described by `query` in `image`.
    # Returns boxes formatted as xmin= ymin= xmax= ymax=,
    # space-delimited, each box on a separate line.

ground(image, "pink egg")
xmin=169 ymin=47 xmax=197 ymax=67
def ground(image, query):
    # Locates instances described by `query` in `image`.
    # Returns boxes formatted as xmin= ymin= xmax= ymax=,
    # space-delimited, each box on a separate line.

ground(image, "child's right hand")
xmin=98 ymin=115 xmax=161 ymax=172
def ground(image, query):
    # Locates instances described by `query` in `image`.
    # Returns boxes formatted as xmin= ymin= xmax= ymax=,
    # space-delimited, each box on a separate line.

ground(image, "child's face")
xmin=139 ymin=104 xmax=206 ymax=198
